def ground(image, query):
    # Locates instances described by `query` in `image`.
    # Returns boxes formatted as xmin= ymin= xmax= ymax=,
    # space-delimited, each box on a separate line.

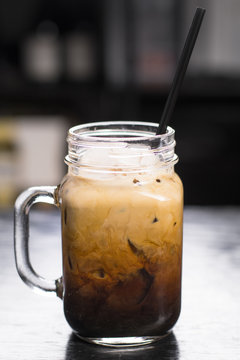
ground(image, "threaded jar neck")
xmin=65 ymin=121 xmax=178 ymax=174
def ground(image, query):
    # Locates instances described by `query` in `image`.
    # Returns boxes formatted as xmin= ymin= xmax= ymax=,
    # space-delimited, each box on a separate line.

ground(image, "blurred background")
xmin=0 ymin=0 xmax=240 ymax=208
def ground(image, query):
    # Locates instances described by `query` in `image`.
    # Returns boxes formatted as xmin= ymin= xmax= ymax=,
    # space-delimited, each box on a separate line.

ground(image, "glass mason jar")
xmin=14 ymin=121 xmax=183 ymax=347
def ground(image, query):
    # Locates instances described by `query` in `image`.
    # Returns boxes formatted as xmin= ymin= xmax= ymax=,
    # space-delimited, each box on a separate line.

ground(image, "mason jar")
xmin=14 ymin=121 xmax=183 ymax=347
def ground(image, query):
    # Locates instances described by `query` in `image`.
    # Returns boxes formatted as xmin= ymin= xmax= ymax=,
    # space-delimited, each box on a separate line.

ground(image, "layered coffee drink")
xmin=60 ymin=143 xmax=183 ymax=338
xmin=14 ymin=121 xmax=183 ymax=346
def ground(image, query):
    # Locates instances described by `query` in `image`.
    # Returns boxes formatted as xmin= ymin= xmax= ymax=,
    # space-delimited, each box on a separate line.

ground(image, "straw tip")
xmin=196 ymin=7 xmax=206 ymax=13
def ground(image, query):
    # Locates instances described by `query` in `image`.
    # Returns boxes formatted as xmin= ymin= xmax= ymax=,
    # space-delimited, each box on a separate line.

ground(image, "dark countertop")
xmin=0 ymin=207 xmax=240 ymax=359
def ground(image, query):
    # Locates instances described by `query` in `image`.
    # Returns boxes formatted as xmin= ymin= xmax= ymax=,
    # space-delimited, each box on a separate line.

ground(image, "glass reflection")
xmin=65 ymin=332 xmax=179 ymax=360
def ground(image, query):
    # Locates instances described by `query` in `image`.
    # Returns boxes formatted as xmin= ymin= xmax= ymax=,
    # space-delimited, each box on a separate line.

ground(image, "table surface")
xmin=0 ymin=207 xmax=240 ymax=360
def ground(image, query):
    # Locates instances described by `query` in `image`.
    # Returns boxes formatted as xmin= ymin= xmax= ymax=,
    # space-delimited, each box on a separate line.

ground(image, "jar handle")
xmin=14 ymin=186 xmax=63 ymax=298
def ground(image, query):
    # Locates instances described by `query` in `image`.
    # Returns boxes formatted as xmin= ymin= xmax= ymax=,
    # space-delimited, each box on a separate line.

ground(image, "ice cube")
xmin=80 ymin=144 xmax=158 ymax=168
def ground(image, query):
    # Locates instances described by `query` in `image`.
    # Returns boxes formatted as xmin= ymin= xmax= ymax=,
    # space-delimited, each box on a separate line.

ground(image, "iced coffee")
xmin=60 ymin=142 xmax=183 ymax=338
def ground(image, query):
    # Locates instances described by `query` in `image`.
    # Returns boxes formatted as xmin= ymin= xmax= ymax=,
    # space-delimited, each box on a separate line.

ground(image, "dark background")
xmin=0 ymin=0 xmax=240 ymax=205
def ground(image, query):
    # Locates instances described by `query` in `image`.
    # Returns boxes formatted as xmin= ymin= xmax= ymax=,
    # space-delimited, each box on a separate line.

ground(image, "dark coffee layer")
xmin=63 ymin=266 xmax=181 ymax=337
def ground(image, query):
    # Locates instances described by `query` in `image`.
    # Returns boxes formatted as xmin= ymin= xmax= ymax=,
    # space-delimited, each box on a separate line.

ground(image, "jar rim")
xmin=65 ymin=121 xmax=178 ymax=171
xmin=68 ymin=121 xmax=174 ymax=143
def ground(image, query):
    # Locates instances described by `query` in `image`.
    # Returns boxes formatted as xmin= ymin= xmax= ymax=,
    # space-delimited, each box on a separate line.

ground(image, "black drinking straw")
xmin=156 ymin=7 xmax=206 ymax=135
